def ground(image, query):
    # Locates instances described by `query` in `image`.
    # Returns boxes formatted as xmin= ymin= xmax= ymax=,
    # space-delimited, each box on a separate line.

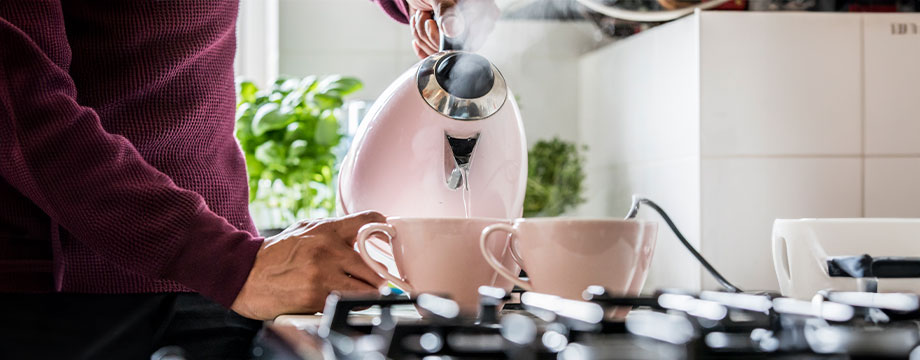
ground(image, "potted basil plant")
xmin=235 ymin=75 xmax=363 ymax=232
xmin=523 ymin=138 xmax=587 ymax=217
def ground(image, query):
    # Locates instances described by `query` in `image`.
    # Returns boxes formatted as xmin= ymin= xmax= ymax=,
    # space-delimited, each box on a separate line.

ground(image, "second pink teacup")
xmin=480 ymin=218 xmax=658 ymax=317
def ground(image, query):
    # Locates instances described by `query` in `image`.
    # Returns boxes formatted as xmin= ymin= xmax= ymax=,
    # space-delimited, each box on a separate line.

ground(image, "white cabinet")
xmin=700 ymin=12 xmax=862 ymax=156
xmin=578 ymin=11 xmax=920 ymax=292
xmin=864 ymin=14 xmax=920 ymax=155
xmin=863 ymin=14 xmax=920 ymax=218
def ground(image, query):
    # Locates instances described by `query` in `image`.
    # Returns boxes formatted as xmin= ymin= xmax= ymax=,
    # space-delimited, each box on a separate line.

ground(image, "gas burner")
xmin=255 ymin=284 xmax=920 ymax=359
xmin=255 ymin=198 xmax=920 ymax=359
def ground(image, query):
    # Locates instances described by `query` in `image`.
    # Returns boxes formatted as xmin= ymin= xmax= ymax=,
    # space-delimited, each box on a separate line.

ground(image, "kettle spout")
xmin=445 ymin=133 xmax=479 ymax=190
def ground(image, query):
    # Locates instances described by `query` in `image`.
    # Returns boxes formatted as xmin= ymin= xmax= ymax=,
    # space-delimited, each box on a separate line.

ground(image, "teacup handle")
xmin=480 ymin=223 xmax=533 ymax=291
xmin=357 ymin=223 xmax=414 ymax=293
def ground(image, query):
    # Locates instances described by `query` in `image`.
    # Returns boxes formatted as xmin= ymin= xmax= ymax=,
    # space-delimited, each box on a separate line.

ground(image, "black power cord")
xmin=625 ymin=196 xmax=743 ymax=293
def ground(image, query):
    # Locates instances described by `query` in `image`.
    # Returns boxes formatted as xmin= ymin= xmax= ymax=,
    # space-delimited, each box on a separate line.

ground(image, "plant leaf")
xmin=287 ymin=139 xmax=309 ymax=166
xmin=244 ymin=152 xmax=265 ymax=179
xmin=255 ymin=140 xmax=287 ymax=171
xmin=523 ymin=137 xmax=587 ymax=217
xmin=235 ymin=75 xmax=357 ymax=223
xmin=319 ymin=76 xmax=363 ymax=96
xmin=312 ymin=93 xmax=343 ymax=110
xmin=238 ymin=81 xmax=258 ymax=104
xmin=252 ymin=103 xmax=293 ymax=136
xmin=314 ymin=111 xmax=339 ymax=146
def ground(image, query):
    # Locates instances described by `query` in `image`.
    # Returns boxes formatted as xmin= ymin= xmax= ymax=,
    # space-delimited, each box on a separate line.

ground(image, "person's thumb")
xmin=334 ymin=211 xmax=387 ymax=244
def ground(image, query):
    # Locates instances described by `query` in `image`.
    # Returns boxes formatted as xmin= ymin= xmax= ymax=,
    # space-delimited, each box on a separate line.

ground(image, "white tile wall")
xmin=865 ymin=157 xmax=920 ymax=217
xmin=864 ymin=14 xmax=920 ymax=155
xmin=479 ymin=21 xmax=602 ymax=145
xmin=701 ymin=157 xmax=863 ymax=291
xmin=699 ymin=12 xmax=863 ymax=157
xmin=577 ymin=158 xmax=703 ymax=293
xmin=579 ymin=15 xmax=700 ymax=165
xmin=279 ymin=52 xmax=404 ymax=99
xmin=577 ymin=15 xmax=702 ymax=291
xmin=502 ymin=57 xmax=581 ymax=144
xmin=278 ymin=0 xmax=407 ymax=99
xmin=625 ymin=158 xmax=703 ymax=293
xmin=279 ymin=0 xmax=404 ymax=55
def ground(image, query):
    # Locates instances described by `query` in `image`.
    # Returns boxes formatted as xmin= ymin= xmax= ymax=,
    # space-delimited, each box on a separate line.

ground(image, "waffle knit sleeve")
xmin=373 ymin=0 xmax=410 ymax=24
xmin=0 ymin=15 xmax=262 ymax=307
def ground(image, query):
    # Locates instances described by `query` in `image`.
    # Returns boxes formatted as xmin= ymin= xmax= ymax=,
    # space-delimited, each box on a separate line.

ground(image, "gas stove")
xmin=253 ymin=284 xmax=920 ymax=360
xmin=253 ymin=199 xmax=920 ymax=359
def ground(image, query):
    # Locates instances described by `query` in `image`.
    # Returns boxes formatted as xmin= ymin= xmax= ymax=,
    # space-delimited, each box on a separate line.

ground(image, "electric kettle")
xmin=337 ymin=19 xmax=526 ymax=219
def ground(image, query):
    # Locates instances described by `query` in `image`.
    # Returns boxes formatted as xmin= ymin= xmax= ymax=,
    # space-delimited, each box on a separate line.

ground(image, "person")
xmin=0 ymin=0 xmax=493 ymax=359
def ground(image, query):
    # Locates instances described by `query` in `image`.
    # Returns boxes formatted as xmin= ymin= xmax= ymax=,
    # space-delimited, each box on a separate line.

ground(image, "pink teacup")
xmin=480 ymin=218 xmax=658 ymax=318
xmin=356 ymin=217 xmax=520 ymax=317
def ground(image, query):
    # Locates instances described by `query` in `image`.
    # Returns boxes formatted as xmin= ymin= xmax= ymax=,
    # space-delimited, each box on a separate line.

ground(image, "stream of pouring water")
xmin=462 ymin=168 xmax=472 ymax=218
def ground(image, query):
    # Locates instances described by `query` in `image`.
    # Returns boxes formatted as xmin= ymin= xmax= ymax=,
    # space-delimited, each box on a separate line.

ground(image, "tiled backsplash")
xmin=864 ymin=14 xmax=920 ymax=155
xmin=699 ymin=13 xmax=863 ymax=157
xmin=577 ymin=11 xmax=920 ymax=292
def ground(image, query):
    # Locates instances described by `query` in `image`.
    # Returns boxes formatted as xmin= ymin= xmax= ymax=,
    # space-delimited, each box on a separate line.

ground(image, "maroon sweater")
xmin=0 ymin=0 xmax=409 ymax=307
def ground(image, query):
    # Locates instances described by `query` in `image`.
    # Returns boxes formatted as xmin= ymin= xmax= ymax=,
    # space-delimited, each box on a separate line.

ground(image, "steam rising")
xmin=445 ymin=0 xmax=608 ymax=65
xmin=500 ymin=0 xmax=587 ymax=20
xmin=443 ymin=0 xmax=502 ymax=51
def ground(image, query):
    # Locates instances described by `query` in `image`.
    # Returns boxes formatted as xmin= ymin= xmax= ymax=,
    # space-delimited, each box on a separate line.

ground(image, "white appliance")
xmin=773 ymin=218 xmax=920 ymax=299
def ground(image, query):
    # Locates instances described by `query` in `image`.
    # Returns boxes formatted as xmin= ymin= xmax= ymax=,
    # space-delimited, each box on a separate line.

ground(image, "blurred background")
xmin=233 ymin=0 xmax=920 ymax=293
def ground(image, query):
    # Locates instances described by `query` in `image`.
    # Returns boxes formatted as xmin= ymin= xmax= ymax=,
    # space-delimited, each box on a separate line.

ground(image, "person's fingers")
xmin=330 ymin=211 xmax=387 ymax=245
xmin=411 ymin=16 xmax=435 ymax=54
xmin=330 ymin=273 xmax=381 ymax=294
xmin=416 ymin=11 xmax=438 ymax=52
xmin=412 ymin=41 xmax=427 ymax=59
xmin=425 ymin=19 xmax=440 ymax=50
xmin=407 ymin=0 xmax=433 ymax=11
xmin=338 ymin=249 xmax=387 ymax=288
xmin=415 ymin=37 xmax=437 ymax=58
xmin=415 ymin=10 xmax=429 ymax=44
xmin=410 ymin=14 xmax=421 ymax=43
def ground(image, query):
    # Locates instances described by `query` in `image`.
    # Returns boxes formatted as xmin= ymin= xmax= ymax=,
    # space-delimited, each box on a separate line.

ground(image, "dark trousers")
xmin=0 ymin=293 xmax=262 ymax=360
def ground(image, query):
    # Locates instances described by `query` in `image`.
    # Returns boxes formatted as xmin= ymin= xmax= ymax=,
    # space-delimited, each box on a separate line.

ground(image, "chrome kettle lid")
xmin=416 ymin=51 xmax=508 ymax=121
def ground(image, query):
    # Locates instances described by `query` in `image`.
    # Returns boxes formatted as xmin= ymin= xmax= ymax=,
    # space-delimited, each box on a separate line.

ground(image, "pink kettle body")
xmin=337 ymin=53 xmax=527 ymax=219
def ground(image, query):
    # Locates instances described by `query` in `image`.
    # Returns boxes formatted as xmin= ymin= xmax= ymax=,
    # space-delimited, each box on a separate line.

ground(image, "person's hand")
xmin=407 ymin=0 xmax=500 ymax=59
xmin=407 ymin=0 xmax=454 ymax=58
xmin=231 ymin=211 xmax=388 ymax=320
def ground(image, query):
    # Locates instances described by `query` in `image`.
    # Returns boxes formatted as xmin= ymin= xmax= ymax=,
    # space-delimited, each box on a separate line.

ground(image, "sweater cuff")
xmin=161 ymin=206 xmax=264 ymax=307
xmin=374 ymin=0 xmax=410 ymax=24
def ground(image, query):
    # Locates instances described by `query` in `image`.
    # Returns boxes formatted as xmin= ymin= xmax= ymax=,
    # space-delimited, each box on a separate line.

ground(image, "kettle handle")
xmin=435 ymin=8 xmax=464 ymax=51
xmin=439 ymin=31 xmax=461 ymax=52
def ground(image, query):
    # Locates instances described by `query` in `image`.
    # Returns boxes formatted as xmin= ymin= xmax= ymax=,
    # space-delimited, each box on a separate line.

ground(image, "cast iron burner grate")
xmin=253 ymin=198 xmax=920 ymax=359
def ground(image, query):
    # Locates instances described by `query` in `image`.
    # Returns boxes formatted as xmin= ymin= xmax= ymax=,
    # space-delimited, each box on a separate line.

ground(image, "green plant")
xmin=523 ymin=138 xmax=587 ymax=217
xmin=235 ymin=76 xmax=362 ymax=227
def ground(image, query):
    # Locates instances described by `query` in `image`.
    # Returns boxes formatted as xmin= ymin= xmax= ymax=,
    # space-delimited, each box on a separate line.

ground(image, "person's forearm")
xmin=373 ymin=0 xmax=410 ymax=23
xmin=0 ymin=15 xmax=262 ymax=306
